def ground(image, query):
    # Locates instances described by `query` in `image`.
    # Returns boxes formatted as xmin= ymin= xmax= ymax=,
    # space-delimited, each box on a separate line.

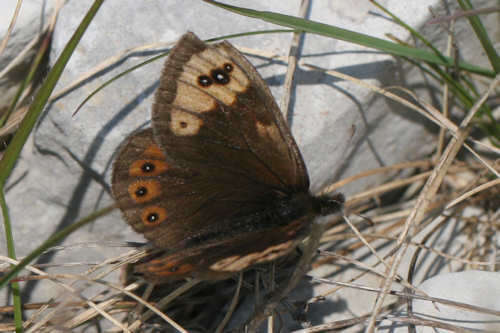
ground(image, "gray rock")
xmin=2 ymin=0 xmax=496 ymax=330
xmin=413 ymin=271 xmax=500 ymax=332
xmin=0 ymin=0 xmax=56 ymax=133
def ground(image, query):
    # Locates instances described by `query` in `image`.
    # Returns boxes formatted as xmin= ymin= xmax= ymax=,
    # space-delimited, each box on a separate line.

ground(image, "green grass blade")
xmin=0 ymin=191 xmax=22 ymax=332
xmin=370 ymin=0 xmax=449 ymax=66
xmin=0 ymin=0 xmax=105 ymax=188
xmin=0 ymin=31 xmax=52 ymax=128
xmin=0 ymin=205 xmax=115 ymax=290
xmin=73 ymin=52 xmax=165 ymax=116
xmin=0 ymin=1 xmax=105 ymax=331
xmin=457 ymin=0 xmax=500 ymax=72
xmin=73 ymin=29 xmax=294 ymax=116
xmin=204 ymin=1 xmax=495 ymax=77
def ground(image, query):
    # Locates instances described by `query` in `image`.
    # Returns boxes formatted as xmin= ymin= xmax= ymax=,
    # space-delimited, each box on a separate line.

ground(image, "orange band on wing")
xmin=143 ymin=144 xmax=165 ymax=159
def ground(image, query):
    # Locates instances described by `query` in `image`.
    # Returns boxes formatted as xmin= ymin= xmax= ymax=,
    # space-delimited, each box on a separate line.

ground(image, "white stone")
xmin=0 ymin=0 xmax=56 ymax=124
xmin=413 ymin=271 xmax=500 ymax=332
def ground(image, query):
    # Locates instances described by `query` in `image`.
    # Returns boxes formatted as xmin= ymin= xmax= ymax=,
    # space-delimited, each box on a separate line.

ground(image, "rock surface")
xmin=1 ymin=0 xmax=496 ymax=331
xmin=0 ymin=0 xmax=56 ymax=134
xmin=413 ymin=271 xmax=500 ymax=332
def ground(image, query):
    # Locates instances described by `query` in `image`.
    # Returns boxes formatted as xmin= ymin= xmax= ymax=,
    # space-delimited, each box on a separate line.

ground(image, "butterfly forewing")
xmin=152 ymin=32 xmax=309 ymax=191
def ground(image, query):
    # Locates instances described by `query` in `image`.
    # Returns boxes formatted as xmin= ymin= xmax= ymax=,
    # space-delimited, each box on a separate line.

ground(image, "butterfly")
xmin=111 ymin=32 xmax=344 ymax=283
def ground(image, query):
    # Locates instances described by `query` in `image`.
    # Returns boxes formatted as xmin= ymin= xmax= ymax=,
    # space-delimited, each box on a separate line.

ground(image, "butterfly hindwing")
xmin=134 ymin=216 xmax=311 ymax=282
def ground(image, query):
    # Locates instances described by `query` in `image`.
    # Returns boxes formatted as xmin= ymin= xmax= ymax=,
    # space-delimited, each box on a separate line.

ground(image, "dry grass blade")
xmin=446 ymin=178 xmax=500 ymax=209
xmin=0 ymin=0 xmax=65 ymax=138
xmin=0 ymin=0 xmax=22 ymax=56
xmin=280 ymin=0 xmax=309 ymax=122
xmin=246 ymin=219 xmax=334 ymax=330
xmin=215 ymin=273 xmax=243 ymax=333
xmin=365 ymin=74 xmax=499 ymax=332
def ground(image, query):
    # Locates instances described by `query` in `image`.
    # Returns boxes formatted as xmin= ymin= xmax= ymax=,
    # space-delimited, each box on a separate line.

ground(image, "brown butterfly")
xmin=111 ymin=32 xmax=344 ymax=283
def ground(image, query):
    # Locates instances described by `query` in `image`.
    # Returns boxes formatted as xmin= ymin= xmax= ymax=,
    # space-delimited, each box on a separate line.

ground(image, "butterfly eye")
xmin=223 ymin=63 xmax=233 ymax=73
xmin=210 ymin=69 xmax=230 ymax=84
xmin=198 ymin=75 xmax=212 ymax=87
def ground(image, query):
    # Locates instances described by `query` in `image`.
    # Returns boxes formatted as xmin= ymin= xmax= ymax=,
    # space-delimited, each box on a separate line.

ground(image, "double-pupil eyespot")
xmin=197 ymin=62 xmax=233 ymax=87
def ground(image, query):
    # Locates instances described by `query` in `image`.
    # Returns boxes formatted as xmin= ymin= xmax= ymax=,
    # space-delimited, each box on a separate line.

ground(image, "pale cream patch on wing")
xmin=175 ymin=49 xmax=249 ymax=106
xmin=173 ymin=82 xmax=216 ymax=113
xmin=209 ymin=240 xmax=295 ymax=272
xmin=170 ymin=109 xmax=202 ymax=136
xmin=256 ymin=120 xmax=282 ymax=144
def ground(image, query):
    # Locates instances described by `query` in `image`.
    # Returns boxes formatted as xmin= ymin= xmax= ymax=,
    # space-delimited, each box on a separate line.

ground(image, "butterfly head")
xmin=313 ymin=193 xmax=345 ymax=217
